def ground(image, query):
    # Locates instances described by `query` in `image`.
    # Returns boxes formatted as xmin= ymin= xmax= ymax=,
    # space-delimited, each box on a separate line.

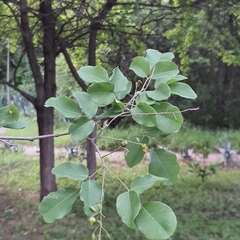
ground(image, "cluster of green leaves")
xmin=39 ymin=49 xmax=196 ymax=240
xmin=0 ymin=104 xmax=27 ymax=129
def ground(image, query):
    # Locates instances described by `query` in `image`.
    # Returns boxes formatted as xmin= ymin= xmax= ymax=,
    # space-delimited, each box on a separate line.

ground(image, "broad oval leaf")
xmin=143 ymin=126 xmax=170 ymax=138
xmin=147 ymin=83 xmax=171 ymax=101
xmin=149 ymin=148 xmax=180 ymax=184
xmin=73 ymin=91 xmax=98 ymax=118
xmin=153 ymin=102 xmax=183 ymax=133
xmin=115 ymin=80 xmax=132 ymax=100
xmin=87 ymin=82 xmax=115 ymax=106
xmin=2 ymin=121 xmax=28 ymax=129
xmin=78 ymin=66 xmax=109 ymax=83
xmin=170 ymin=82 xmax=197 ymax=99
xmin=130 ymin=56 xmax=151 ymax=78
xmin=130 ymin=174 xmax=167 ymax=194
xmin=116 ymin=191 xmax=141 ymax=229
xmin=69 ymin=116 xmax=95 ymax=142
xmin=45 ymin=96 xmax=81 ymax=118
xmin=125 ymin=136 xmax=149 ymax=168
xmin=110 ymin=67 xmax=128 ymax=93
xmin=136 ymin=92 xmax=156 ymax=105
xmin=146 ymin=49 xmax=162 ymax=69
xmin=0 ymin=104 xmax=19 ymax=126
xmin=96 ymin=100 xmax=124 ymax=120
xmin=131 ymin=103 xmax=157 ymax=127
xmin=52 ymin=162 xmax=88 ymax=180
xmin=166 ymin=74 xmax=188 ymax=84
xmin=160 ymin=52 xmax=174 ymax=61
xmin=80 ymin=180 xmax=102 ymax=217
xmin=39 ymin=187 xmax=79 ymax=223
xmin=152 ymin=61 xmax=179 ymax=80
xmin=135 ymin=201 xmax=177 ymax=240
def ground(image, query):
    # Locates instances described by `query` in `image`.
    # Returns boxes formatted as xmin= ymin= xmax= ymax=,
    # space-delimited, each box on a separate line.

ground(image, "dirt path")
xmin=19 ymin=145 xmax=240 ymax=164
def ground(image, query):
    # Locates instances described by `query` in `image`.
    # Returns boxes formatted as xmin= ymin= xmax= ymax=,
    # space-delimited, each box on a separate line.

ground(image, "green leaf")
xmin=2 ymin=121 xmax=28 ymax=129
xmin=73 ymin=92 xmax=98 ymax=118
xmin=80 ymin=180 xmax=102 ymax=217
xmin=87 ymin=82 xmax=115 ymax=107
xmin=78 ymin=66 xmax=109 ymax=83
xmin=136 ymin=92 xmax=156 ymax=105
xmin=131 ymin=103 xmax=157 ymax=127
xmin=115 ymin=80 xmax=132 ymax=100
xmin=110 ymin=67 xmax=128 ymax=92
xmin=153 ymin=102 xmax=183 ymax=133
xmin=130 ymin=56 xmax=151 ymax=78
xmin=130 ymin=174 xmax=167 ymax=194
xmin=96 ymin=100 xmax=124 ymax=120
xmin=116 ymin=191 xmax=141 ymax=229
xmin=69 ymin=116 xmax=95 ymax=142
xmin=135 ymin=201 xmax=177 ymax=240
xmin=143 ymin=126 xmax=169 ymax=138
xmin=166 ymin=74 xmax=187 ymax=84
xmin=0 ymin=104 xmax=19 ymax=126
xmin=155 ymin=75 xmax=187 ymax=86
xmin=170 ymin=82 xmax=197 ymax=99
xmin=39 ymin=188 xmax=79 ymax=223
xmin=45 ymin=96 xmax=81 ymax=118
xmin=146 ymin=49 xmax=163 ymax=69
xmin=147 ymin=83 xmax=171 ymax=101
xmin=149 ymin=149 xmax=180 ymax=184
xmin=160 ymin=52 xmax=174 ymax=61
xmin=125 ymin=136 xmax=149 ymax=168
xmin=52 ymin=162 xmax=88 ymax=180
xmin=152 ymin=61 xmax=179 ymax=80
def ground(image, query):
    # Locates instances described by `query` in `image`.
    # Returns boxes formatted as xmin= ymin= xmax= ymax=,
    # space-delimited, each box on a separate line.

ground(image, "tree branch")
xmin=0 ymin=81 xmax=35 ymax=104
xmin=0 ymin=132 xmax=69 ymax=141
xmin=60 ymin=42 xmax=88 ymax=92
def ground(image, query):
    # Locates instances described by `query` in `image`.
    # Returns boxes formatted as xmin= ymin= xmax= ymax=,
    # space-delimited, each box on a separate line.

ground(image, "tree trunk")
xmin=37 ymin=106 xmax=57 ymax=200
xmin=20 ymin=0 xmax=57 ymax=201
xmin=87 ymin=28 xmax=97 ymax=178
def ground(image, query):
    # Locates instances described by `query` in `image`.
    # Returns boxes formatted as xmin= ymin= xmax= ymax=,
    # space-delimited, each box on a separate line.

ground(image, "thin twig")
xmin=121 ymin=107 xmax=199 ymax=117
xmin=0 ymin=132 xmax=69 ymax=141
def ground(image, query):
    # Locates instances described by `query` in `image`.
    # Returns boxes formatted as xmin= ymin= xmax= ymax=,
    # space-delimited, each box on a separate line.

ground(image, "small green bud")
xmin=90 ymin=206 xmax=96 ymax=212
xmin=121 ymin=141 xmax=128 ymax=147
xmin=88 ymin=217 xmax=96 ymax=226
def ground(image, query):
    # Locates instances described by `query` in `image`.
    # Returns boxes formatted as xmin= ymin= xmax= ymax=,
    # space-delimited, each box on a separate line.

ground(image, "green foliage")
xmin=39 ymin=49 xmax=196 ymax=239
xmin=1 ymin=49 xmax=196 ymax=239
xmin=0 ymin=104 xmax=28 ymax=129
xmin=39 ymin=188 xmax=79 ymax=223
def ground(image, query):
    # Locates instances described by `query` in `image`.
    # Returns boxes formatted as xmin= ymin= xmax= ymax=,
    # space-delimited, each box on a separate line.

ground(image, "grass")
xmin=1 ymin=149 xmax=240 ymax=240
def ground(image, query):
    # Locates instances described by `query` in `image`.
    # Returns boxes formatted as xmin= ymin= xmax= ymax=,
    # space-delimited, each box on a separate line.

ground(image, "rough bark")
xmin=20 ymin=0 xmax=57 ymax=201
xmin=87 ymin=27 xmax=97 ymax=178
